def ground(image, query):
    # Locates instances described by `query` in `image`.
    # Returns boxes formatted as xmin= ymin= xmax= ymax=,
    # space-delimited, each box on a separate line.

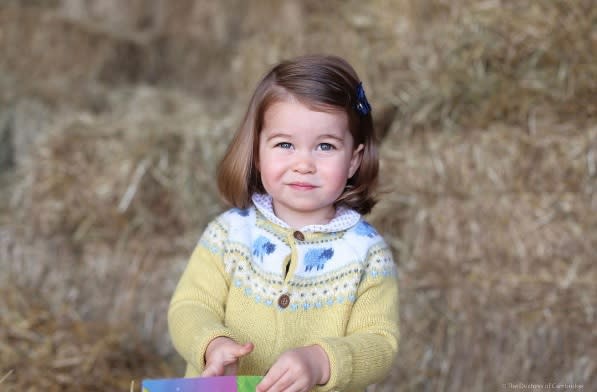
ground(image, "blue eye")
xmin=276 ymin=142 xmax=292 ymax=149
xmin=318 ymin=143 xmax=335 ymax=151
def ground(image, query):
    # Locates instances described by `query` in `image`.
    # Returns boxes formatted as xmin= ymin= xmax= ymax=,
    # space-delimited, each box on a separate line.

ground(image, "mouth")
xmin=288 ymin=182 xmax=317 ymax=190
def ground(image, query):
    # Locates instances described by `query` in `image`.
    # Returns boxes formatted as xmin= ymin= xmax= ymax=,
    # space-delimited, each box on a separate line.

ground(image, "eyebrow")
xmin=263 ymin=132 xmax=292 ymax=142
xmin=318 ymin=133 xmax=345 ymax=142
xmin=264 ymin=131 xmax=346 ymax=142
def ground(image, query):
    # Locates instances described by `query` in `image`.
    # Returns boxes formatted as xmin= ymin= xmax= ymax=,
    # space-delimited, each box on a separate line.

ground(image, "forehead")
xmin=262 ymin=99 xmax=349 ymax=136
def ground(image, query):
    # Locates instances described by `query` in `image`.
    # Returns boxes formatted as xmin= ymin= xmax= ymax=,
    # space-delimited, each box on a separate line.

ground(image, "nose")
xmin=292 ymin=151 xmax=316 ymax=174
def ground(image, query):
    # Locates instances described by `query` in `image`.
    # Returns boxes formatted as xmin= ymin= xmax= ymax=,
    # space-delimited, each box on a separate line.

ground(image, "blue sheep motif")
xmin=355 ymin=221 xmax=377 ymax=238
xmin=252 ymin=236 xmax=276 ymax=262
xmin=304 ymin=248 xmax=334 ymax=272
xmin=232 ymin=208 xmax=250 ymax=216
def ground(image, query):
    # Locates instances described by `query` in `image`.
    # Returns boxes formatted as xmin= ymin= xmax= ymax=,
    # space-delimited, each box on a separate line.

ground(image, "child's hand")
xmin=202 ymin=337 xmax=254 ymax=377
xmin=256 ymin=345 xmax=330 ymax=392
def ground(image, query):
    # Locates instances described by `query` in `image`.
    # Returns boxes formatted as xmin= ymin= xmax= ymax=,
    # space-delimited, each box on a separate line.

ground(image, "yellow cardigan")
xmin=168 ymin=195 xmax=399 ymax=392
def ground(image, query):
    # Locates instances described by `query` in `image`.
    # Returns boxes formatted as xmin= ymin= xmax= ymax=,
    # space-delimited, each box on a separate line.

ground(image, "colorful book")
xmin=142 ymin=376 xmax=263 ymax=392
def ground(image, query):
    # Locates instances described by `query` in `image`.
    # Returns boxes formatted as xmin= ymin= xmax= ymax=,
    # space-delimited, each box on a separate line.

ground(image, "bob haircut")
xmin=217 ymin=54 xmax=379 ymax=215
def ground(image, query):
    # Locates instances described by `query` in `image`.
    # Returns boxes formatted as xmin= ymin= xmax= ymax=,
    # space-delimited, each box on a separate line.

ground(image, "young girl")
xmin=168 ymin=54 xmax=399 ymax=392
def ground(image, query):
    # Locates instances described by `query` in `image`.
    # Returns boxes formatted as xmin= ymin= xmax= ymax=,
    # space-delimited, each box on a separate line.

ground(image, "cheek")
xmin=321 ymin=161 xmax=352 ymax=184
xmin=258 ymin=154 xmax=281 ymax=181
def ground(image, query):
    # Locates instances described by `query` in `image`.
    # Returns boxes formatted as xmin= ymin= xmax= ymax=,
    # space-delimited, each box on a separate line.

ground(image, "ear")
xmin=348 ymin=144 xmax=364 ymax=178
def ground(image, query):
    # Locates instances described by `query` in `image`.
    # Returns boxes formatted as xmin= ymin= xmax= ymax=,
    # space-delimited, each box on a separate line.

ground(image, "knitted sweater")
xmin=168 ymin=194 xmax=399 ymax=392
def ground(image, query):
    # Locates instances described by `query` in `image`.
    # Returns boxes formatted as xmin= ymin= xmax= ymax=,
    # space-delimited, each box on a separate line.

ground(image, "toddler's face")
xmin=258 ymin=99 xmax=363 ymax=228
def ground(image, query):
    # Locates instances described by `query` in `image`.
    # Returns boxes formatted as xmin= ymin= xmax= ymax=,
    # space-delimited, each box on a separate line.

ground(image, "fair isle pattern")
xmin=197 ymin=198 xmax=396 ymax=311
xmin=365 ymin=244 xmax=397 ymax=279
xmin=230 ymin=254 xmax=374 ymax=311
xmin=198 ymin=219 xmax=226 ymax=255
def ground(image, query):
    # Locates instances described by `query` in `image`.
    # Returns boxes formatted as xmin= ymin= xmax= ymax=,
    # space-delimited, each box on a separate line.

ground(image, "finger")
xmin=256 ymin=364 xmax=287 ymax=392
xmin=260 ymin=373 xmax=296 ymax=392
xmin=201 ymin=362 xmax=224 ymax=377
xmin=220 ymin=342 xmax=253 ymax=366
xmin=235 ymin=342 xmax=254 ymax=358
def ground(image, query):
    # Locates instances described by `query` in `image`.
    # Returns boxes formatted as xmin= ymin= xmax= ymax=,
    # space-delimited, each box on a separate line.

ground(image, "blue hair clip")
xmin=354 ymin=82 xmax=371 ymax=116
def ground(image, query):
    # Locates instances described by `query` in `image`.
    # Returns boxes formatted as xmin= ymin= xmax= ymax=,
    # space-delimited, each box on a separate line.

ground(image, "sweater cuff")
xmin=308 ymin=337 xmax=352 ymax=392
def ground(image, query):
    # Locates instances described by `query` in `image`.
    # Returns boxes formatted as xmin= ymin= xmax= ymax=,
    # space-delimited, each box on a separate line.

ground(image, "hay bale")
xmin=370 ymin=125 xmax=596 ymax=390
xmin=1 ymin=221 xmax=190 ymax=356
xmin=0 ymin=1 xmax=252 ymax=99
xmin=0 ymin=4 xmax=151 ymax=87
xmin=0 ymin=107 xmax=13 ymax=173
xmin=59 ymin=0 xmax=160 ymax=35
xmin=380 ymin=0 xmax=597 ymax=132
xmin=0 ymin=284 xmax=176 ymax=391
xmin=12 ymin=87 xmax=231 ymax=242
xmin=226 ymin=0 xmax=400 ymax=102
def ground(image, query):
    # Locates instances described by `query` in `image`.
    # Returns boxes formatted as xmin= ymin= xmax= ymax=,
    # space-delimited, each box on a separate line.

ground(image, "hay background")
xmin=1 ymin=0 xmax=595 ymax=391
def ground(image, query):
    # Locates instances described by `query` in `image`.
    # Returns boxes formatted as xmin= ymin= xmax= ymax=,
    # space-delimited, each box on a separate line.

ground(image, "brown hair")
xmin=217 ymin=54 xmax=379 ymax=214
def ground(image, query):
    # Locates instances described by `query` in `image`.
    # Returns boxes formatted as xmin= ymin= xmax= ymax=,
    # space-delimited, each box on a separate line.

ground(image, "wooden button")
xmin=293 ymin=231 xmax=305 ymax=241
xmin=278 ymin=294 xmax=290 ymax=308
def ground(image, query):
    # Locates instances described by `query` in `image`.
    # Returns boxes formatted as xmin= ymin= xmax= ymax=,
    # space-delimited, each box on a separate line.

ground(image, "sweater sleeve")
xmin=167 ymin=217 xmax=240 ymax=374
xmin=310 ymin=242 xmax=400 ymax=392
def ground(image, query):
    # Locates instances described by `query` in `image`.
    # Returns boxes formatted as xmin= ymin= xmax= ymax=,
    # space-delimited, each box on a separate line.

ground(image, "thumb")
xmin=234 ymin=342 xmax=254 ymax=358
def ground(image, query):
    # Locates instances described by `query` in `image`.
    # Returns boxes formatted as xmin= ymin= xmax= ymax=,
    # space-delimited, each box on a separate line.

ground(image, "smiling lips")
xmin=288 ymin=182 xmax=317 ymax=190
